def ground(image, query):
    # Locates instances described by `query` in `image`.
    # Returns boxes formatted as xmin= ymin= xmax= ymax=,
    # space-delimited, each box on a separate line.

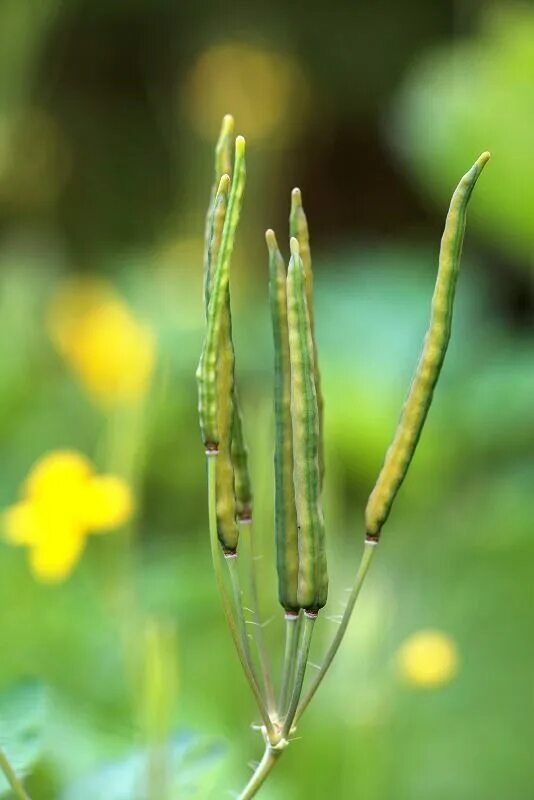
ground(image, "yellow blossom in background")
xmin=396 ymin=629 xmax=459 ymax=689
xmin=183 ymin=41 xmax=310 ymax=142
xmin=3 ymin=451 xmax=134 ymax=583
xmin=48 ymin=278 xmax=156 ymax=407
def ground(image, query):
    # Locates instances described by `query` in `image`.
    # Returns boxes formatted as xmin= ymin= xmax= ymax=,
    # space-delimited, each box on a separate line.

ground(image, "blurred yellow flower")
xmin=3 ymin=451 xmax=133 ymax=583
xmin=48 ymin=278 xmax=155 ymax=407
xmin=397 ymin=629 xmax=459 ymax=689
xmin=183 ymin=41 xmax=309 ymax=142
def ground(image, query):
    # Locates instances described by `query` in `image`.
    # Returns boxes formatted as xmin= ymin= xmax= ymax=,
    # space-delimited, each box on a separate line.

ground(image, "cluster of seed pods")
xmin=196 ymin=119 xmax=489 ymax=768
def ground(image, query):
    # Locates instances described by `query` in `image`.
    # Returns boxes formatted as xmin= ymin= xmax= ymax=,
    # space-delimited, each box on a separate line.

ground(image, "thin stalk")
xmin=278 ymin=612 xmax=301 ymax=717
xmin=240 ymin=521 xmax=276 ymax=714
xmin=225 ymin=554 xmax=264 ymax=700
xmin=207 ymin=456 xmax=275 ymax=740
xmin=282 ymin=613 xmax=316 ymax=739
xmin=238 ymin=743 xmax=283 ymax=800
xmin=294 ymin=540 xmax=377 ymax=725
xmin=0 ymin=749 xmax=31 ymax=800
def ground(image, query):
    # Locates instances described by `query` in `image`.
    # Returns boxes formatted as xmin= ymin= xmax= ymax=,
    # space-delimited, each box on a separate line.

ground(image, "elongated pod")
xmin=267 ymin=229 xmax=299 ymax=612
xmin=290 ymin=188 xmax=324 ymax=487
xmin=203 ymin=115 xmax=234 ymax=310
xmin=197 ymin=136 xmax=246 ymax=452
xmin=287 ymin=237 xmax=328 ymax=611
xmin=203 ymin=123 xmax=253 ymax=527
xmin=201 ymin=174 xmax=239 ymax=551
xmin=231 ymin=393 xmax=253 ymax=522
xmin=365 ymin=152 xmax=490 ymax=539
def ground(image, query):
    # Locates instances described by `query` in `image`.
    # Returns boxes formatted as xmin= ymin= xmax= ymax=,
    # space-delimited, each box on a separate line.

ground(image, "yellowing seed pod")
xmin=365 ymin=152 xmax=490 ymax=540
xmin=267 ymin=228 xmax=299 ymax=612
xmin=197 ymin=134 xmax=246 ymax=553
xmin=287 ymin=237 xmax=328 ymax=611
xmin=202 ymin=174 xmax=239 ymax=551
xmin=197 ymin=136 xmax=246 ymax=452
xmin=203 ymin=115 xmax=234 ymax=311
xmin=290 ymin=188 xmax=324 ymax=487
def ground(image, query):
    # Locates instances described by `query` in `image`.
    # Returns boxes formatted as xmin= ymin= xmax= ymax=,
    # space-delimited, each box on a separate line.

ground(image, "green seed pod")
xmin=205 ymin=176 xmax=231 ymax=308
xmin=214 ymin=304 xmax=239 ymax=552
xmin=197 ymin=136 xmax=246 ymax=451
xmin=287 ymin=236 xmax=328 ymax=611
xmin=267 ymin=228 xmax=299 ymax=612
xmin=365 ymin=152 xmax=490 ymax=540
xmin=203 ymin=115 xmax=234 ymax=311
xmin=206 ymin=119 xmax=253 ymax=526
xmin=290 ymin=188 xmax=324 ymax=487
xmin=202 ymin=173 xmax=239 ymax=551
xmin=231 ymin=391 xmax=253 ymax=522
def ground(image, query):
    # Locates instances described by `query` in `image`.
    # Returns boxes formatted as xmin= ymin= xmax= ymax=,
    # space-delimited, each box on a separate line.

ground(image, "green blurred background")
xmin=1 ymin=0 xmax=534 ymax=797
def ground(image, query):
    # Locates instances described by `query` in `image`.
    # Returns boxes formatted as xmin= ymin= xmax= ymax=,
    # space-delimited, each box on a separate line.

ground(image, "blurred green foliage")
xmin=394 ymin=3 xmax=534 ymax=263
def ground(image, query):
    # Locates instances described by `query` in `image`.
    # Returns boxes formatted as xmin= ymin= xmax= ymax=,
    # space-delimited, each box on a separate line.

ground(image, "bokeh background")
xmin=1 ymin=0 xmax=534 ymax=797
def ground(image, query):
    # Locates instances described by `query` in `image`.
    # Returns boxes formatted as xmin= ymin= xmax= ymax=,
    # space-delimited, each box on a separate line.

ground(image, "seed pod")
xmin=267 ymin=228 xmax=299 ymax=612
xmin=231 ymin=391 xmax=253 ymax=522
xmin=206 ymin=120 xmax=253 ymax=526
xmin=201 ymin=173 xmax=239 ymax=551
xmin=205 ymin=176 xmax=231 ymax=308
xmin=287 ymin=237 xmax=328 ymax=611
xmin=203 ymin=115 xmax=234 ymax=311
xmin=197 ymin=136 xmax=246 ymax=451
xmin=290 ymin=188 xmax=324 ymax=488
xmin=365 ymin=152 xmax=490 ymax=540
xmin=214 ymin=304 xmax=239 ymax=552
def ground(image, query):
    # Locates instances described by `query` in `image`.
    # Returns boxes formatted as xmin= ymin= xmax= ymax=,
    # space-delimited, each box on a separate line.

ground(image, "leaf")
xmin=0 ymin=681 xmax=48 ymax=796
xmin=61 ymin=732 xmax=224 ymax=800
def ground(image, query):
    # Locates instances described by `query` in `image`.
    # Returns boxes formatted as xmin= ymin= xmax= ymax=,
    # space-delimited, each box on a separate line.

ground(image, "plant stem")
xmin=207 ymin=456 xmax=275 ymax=740
xmin=225 ymin=554 xmax=264 ymax=698
xmin=282 ymin=613 xmax=316 ymax=739
xmin=240 ymin=521 xmax=276 ymax=715
xmin=278 ymin=612 xmax=301 ymax=717
xmin=294 ymin=540 xmax=377 ymax=725
xmin=238 ymin=743 xmax=283 ymax=800
xmin=0 ymin=749 xmax=31 ymax=800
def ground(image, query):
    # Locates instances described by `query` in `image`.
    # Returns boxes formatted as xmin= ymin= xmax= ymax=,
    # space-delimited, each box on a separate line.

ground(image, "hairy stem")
xmin=0 ymin=749 xmax=31 ymax=800
xmin=294 ymin=540 xmax=377 ymax=725
xmin=240 ymin=521 xmax=276 ymax=715
xmin=278 ymin=612 xmax=301 ymax=717
xmin=207 ymin=456 xmax=275 ymax=740
xmin=225 ymin=554 xmax=264 ymax=701
xmin=282 ymin=613 xmax=316 ymax=739
xmin=238 ymin=743 xmax=283 ymax=800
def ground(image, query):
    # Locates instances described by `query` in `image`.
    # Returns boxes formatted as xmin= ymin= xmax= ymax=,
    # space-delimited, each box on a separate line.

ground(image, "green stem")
xmin=225 ymin=554 xmax=264 ymax=698
xmin=207 ymin=456 xmax=275 ymax=740
xmin=294 ymin=540 xmax=377 ymax=725
xmin=0 ymin=749 xmax=31 ymax=800
xmin=282 ymin=613 xmax=316 ymax=740
xmin=238 ymin=743 xmax=283 ymax=800
xmin=240 ymin=521 xmax=276 ymax=715
xmin=278 ymin=612 xmax=301 ymax=717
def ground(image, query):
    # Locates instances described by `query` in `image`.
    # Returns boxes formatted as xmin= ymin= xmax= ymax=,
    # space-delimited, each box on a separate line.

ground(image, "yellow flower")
xmin=3 ymin=450 xmax=133 ymax=583
xmin=48 ymin=278 xmax=156 ymax=407
xmin=397 ymin=629 xmax=459 ymax=689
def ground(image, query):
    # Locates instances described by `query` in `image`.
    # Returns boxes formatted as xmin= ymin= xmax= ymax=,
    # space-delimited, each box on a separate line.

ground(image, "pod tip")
xmin=290 ymin=236 xmax=300 ymax=258
xmin=235 ymin=135 xmax=246 ymax=156
xmin=216 ymin=173 xmax=231 ymax=195
xmin=265 ymin=228 xmax=277 ymax=249
xmin=474 ymin=151 xmax=491 ymax=173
